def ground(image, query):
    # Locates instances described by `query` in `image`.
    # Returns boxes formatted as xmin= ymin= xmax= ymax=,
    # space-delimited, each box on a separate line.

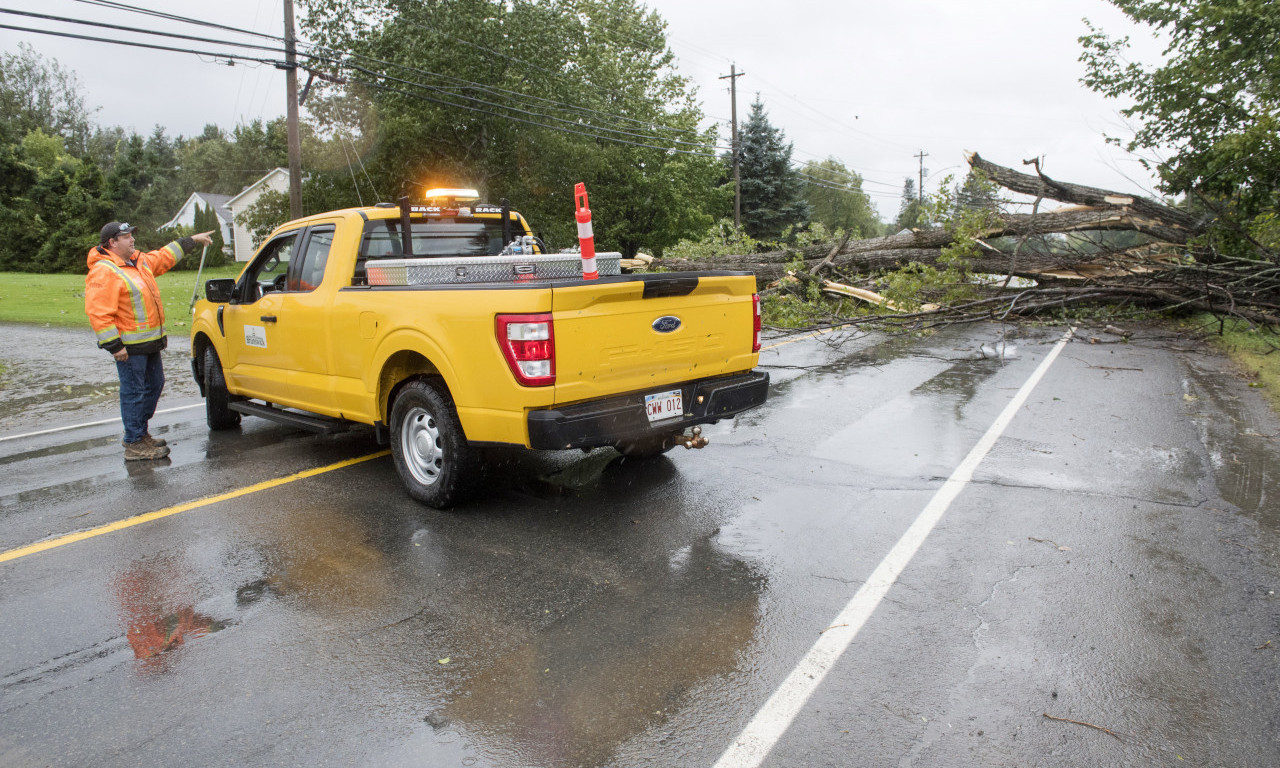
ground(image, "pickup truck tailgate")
xmin=551 ymin=273 xmax=758 ymax=405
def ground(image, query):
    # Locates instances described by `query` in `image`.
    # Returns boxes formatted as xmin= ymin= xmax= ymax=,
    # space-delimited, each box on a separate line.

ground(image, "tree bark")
xmin=965 ymin=151 xmax=1204 ymax=233
xmin=646 ymin=152 xmax=1277 ymax=327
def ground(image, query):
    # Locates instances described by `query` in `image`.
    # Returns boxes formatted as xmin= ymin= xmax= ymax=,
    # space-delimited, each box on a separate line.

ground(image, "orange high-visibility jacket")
xmin=84 ymin=240 xmax=188 ymax=354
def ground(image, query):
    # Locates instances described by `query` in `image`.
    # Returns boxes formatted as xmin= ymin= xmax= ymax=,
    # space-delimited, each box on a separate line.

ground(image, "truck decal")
xmin=244 ymin=325 xmax=268 ymax=349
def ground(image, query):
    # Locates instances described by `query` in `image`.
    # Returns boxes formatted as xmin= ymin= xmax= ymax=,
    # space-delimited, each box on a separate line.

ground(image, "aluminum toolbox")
xmin=365 ymin=252 xmax=622 ymax=286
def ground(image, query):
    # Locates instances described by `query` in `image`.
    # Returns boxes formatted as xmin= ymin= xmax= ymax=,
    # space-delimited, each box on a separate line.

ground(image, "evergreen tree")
xmin=894 ymin=178 xmax=924 ymax=232
xmin=951 ymin=171 xmax=1001 ymax=219
xmin=174 ymin=119 xmax=290 ymax=199
xmin=13 ymin=133 xmax=111 ymax=272
xmin=190 ymin=202 xmax=227 ymax=267
xmin=731 ymin=98 xmax=810 ymax=241
xmin=32 ymin=155 xmax=110 ymax=272
xmin=133 ymin=127 xmax=183 ymax=227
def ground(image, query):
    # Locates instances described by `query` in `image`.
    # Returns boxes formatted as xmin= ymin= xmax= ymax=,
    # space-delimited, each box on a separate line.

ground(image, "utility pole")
xmin=915 ymin=149 xmax=929 ymax=204
xmin=283 ymin=0 xmax=303 ymax=220
xmin=720 ymin=64 xmax=745 ymax=228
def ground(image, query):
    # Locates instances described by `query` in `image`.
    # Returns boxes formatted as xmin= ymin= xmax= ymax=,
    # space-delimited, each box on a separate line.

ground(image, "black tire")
xmin=389 ymin=379 xmax=477 ymax=508
xmin=615 ymin=433 xmax=677 ymax=460
xmin=203 ymin=346 xmax=241 ymax=430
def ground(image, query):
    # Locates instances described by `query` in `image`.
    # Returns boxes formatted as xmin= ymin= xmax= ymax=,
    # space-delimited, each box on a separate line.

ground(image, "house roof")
xmin=226 ymin=168 xmax=290 ymax=208
xmin=198 ymin=192 xmax=234 ymax=222
xmin=161 ymin=191 xmax=235 ymax=230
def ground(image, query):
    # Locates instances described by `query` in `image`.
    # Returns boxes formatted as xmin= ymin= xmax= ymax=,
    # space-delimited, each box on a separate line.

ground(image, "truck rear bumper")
xmin=526 ymin=370 xmax=769 ymax=450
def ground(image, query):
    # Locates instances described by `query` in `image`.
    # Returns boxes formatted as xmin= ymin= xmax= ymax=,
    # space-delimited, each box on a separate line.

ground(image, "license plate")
xmin=644 ymin=389 xmax=683 ymax=422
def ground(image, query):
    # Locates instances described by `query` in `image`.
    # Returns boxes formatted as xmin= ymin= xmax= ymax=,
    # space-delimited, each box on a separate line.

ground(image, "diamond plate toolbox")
xmin=365 ymin=252 xmax=622 ymax=286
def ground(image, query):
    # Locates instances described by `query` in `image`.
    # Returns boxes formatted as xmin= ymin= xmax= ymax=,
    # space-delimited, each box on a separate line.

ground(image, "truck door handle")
xmin=260 ymin=315 xmax=278 ymax=323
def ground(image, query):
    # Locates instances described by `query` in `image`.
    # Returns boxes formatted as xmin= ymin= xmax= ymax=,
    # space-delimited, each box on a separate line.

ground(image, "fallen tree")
xmin=652 ymin=153 xmax=1280 ymax=330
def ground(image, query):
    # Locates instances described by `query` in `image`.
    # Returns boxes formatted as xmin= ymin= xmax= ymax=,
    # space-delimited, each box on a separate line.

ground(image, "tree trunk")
xmin=646 ymin=153 xmax=1277 ymax=327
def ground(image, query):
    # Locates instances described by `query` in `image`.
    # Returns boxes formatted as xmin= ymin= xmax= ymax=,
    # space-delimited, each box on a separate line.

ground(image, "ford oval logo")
xmin=652 ymin=315 xmax=682 ymax=333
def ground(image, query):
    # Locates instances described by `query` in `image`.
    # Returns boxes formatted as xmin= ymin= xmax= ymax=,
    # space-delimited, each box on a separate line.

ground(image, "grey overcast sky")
xmin=1 ymin=0 xmax=1166 ymax=218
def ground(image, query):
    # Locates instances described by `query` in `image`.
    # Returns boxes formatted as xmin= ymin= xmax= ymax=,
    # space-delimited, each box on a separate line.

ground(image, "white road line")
xmin=713 ymin=327 xmax=1076 ymax=768
xmin=0 ymin=403 xmax=203 ymax=443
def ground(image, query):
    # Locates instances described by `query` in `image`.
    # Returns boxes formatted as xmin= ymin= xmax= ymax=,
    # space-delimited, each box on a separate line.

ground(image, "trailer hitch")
xmin=677 ymin=426 xmax=708 ymax=449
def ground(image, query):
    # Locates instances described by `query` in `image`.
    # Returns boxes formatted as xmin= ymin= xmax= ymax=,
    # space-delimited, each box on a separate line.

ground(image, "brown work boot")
xmin=123 ymin=440 xmax=170 ymax=461
xmin=141 ymin=432 xmax=167 ymax=447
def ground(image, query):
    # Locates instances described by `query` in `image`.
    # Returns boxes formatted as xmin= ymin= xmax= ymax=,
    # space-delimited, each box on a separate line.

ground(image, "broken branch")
xmin=1042 ymin=712 xmax=1123 ymax=740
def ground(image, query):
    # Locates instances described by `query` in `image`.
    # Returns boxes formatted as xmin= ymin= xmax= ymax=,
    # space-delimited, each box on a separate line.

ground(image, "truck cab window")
xmin=289 ymin=226 xmax=335 ymax=292
xmin=238 ymin=233 xmax=297 ymax=302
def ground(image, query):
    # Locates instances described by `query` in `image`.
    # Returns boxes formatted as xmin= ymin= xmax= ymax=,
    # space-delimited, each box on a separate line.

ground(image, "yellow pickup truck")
xmin=190 ymin=192 xmax=768 ymax=507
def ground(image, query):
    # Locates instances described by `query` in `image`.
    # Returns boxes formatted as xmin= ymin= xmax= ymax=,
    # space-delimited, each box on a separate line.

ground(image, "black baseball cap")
xmin=100 ymin=222 xmax=137 ymax=243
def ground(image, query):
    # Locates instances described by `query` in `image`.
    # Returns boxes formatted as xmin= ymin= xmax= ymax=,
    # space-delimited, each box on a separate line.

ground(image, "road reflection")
xmin=440 ymin=537 xmax=761 ymax=766
xmin=92 ymin=447 xmax=764 ymax=766
xmin=111 ymin=556 xmax=227 ymax=673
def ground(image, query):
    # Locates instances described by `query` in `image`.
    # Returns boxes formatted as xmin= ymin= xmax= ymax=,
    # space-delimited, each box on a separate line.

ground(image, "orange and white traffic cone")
xmin=574 ymin=183 xmax=598 ymax=280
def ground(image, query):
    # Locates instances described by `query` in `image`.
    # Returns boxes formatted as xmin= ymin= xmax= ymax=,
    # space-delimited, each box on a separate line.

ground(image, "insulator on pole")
xmin=574 ymin=182 xmax=598 ymax=280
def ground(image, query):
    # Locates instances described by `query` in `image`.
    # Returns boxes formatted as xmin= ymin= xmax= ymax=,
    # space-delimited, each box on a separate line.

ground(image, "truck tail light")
xmin=496 ymin=313 xmax=555 ymax=386
xmin=752 ymin=293 xmax=762 ymax=353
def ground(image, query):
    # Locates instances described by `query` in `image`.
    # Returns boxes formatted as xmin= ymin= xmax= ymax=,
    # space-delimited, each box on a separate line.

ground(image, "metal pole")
xmin=188 ymin=244 xmax=210 ymax=313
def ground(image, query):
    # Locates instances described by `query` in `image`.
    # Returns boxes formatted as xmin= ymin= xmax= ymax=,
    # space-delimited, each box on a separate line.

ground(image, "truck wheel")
xmin=203 ymin=346 xmax=241 ymax=430
xmin=616 ymin=433 xmax=677 ymax=460
xmin=390 ymin=379 xmax=477 ymax=508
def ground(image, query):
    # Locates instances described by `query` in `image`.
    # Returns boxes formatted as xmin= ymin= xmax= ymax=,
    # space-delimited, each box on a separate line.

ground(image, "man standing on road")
xmin=85 ymin=222 xmax=214 ymax=461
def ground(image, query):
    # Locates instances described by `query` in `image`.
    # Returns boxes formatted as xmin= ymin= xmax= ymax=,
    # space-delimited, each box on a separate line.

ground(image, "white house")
xmin=161 ymin=192 xmax=234 ymax=251
xmin=225 ymin=168 xmax=290 ymax=262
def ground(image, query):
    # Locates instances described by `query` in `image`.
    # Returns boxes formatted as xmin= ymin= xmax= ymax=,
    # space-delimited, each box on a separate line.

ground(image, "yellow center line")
xmin=0 ymin=450 xmax=391 ymax=565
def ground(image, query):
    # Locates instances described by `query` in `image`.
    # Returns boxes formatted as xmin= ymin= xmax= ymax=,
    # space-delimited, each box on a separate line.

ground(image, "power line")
xmin=0 ymin=7 xmax=286 ymax=54
xmin=9 ymin=17 xmax=716 ymax=156
xmin=11 ymin=12 xmax=721 ymax=154
xmin=334 ymin=57 xmax=722 ymax=151
xmin=20 ymin=2 xmax=914 ymax=207
xmin=57 ymin=0 xmax=722 ymax=152
xmin=70 ymin=0 xmax=281 ymax=41
xmin=342 ymin=74 xmax=722 ymax=158
xmin=339 ymin=60 xmax=723 ymax=154
xmin=0 ymin=22 xmax=285 ymax=66
xmin=790 ymin=156 xmax=905 ymax=190
xmin=316 ymin=18 xmax=713 ymax=143
xmin=797 ymin=171 xmax=902 ymax=199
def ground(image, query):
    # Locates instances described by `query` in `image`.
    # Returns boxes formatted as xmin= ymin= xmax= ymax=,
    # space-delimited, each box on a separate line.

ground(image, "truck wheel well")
xmin=379 ymin=351 xmax=446 ymax=422
xmin=191 ymin=333 xmax=215 ymax=395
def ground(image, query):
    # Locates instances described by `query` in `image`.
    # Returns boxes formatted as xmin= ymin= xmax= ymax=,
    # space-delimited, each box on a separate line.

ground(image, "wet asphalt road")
xmin=1 ymin=321 xmax=1278 ymax=767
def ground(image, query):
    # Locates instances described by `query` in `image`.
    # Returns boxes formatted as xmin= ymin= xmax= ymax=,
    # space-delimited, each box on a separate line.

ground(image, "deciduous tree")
xmin=300 ymin=0 xmax=720 ymax=254
xmin=1080 ymin=0 xmax=1280 ymax=253
xmin=801 ymin=158 xmax=881 ymax=238
xmin=0 ymin=43 xmax=93 ymax=156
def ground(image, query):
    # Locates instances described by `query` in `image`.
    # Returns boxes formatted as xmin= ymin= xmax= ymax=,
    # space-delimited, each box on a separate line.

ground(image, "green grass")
xmin=1196 ymin=315 xmax=1280 ymax=414
xmin=0 ymin=265 xmax=245 ymax=329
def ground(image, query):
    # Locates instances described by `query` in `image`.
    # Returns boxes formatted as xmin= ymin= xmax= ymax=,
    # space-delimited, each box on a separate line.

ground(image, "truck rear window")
xmin=360 ymin=218 xmax=506 ymax=260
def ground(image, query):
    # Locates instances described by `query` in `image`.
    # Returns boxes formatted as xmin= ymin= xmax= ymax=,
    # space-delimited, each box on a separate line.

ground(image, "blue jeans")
xmin=117 ymin=351 xmax=165 ymax=443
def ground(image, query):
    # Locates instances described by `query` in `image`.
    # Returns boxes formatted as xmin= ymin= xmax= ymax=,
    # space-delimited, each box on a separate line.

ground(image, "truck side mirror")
xmin=205 ymin=278 xmax=236 ymax=303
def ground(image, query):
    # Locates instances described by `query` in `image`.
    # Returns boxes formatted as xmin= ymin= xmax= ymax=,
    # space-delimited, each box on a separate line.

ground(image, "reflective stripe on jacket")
xmin=84 ymin=241 xmax=185 ymax=353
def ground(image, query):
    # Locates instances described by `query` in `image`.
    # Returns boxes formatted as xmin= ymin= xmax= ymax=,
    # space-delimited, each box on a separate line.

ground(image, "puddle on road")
xmin=1182 ymin=359 xmax=1280 ymax=534
xmin=430 ymin=540 xmax=763 ymax=768
xmin=0 ymin=323 xmax=200 ymax=434
xmin=111 ymin=554 xmax=236 ymax=672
